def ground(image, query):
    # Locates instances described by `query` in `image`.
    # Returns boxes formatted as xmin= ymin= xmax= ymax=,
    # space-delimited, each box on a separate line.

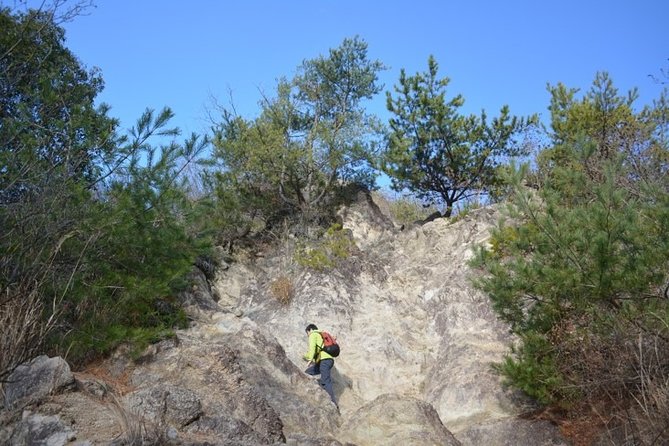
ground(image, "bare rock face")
xmin=0 ymin=191 xmax=570 ymax=445
xmin=124 ymin=385 xmax=202 ymax=429
xmin=457 ymin=418 xmax=569 ymax=446
xmin=227 ymin=192 xmax=567 ymax=444
xmin=178 ymin=266 xmax=223 ymax=317
xmin=335 ymin=186 xmax=396 ymax=249
xmin=339 ymin=394 xmax=461 ymax=446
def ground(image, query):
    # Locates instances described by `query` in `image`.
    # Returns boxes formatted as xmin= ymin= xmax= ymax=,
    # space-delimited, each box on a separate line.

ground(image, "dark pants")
xmin=305 ymin=359 xmax=337 ymax=405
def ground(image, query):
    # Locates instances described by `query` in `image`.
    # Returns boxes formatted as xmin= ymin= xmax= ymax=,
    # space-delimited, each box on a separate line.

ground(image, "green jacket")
xmin=303 ymin=330 xmax=334 ymax=362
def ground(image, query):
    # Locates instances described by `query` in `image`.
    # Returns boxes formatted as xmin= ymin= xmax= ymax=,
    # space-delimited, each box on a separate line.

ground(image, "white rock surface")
xmin=1 ymin=195 xmax=569 ymax=445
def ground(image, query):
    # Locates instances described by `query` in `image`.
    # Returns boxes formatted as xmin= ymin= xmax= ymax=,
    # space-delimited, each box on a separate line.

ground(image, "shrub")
xmin=383 ymin=193 xmax=437 ymax=226
xmin=448 ymin=200 xmax=483 ymax=223
xmin=473 ymin=152 xmax=669 ymax=442
xmin=294 ymin=223 xmax=356 ymax=271
xmin=269 ymin=276 xmax=295 ymax=305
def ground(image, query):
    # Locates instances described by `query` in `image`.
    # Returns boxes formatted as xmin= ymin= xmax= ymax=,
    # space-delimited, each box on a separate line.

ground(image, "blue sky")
xmin=53 ymin=0 xmax=668 ymax=139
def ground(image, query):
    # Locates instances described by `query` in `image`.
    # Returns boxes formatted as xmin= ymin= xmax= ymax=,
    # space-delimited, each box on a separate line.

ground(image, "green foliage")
xmin=0 ymin=5 xmax=116 ymax=298
xmin=383 ymin=56 xmax=537 ymax=217
xmin=211 ymin=37 xmax=386 ymax=230
xmin=52 ymin=110 xmax=211 ymax=363
xmin=473 ymin=74 xmax=669 ymax=415
xmin=496 ymin=332 xmax=572 ymax=405
xmin=204 ymin=119 xmax=291 ymax=245
xmin=1 ymin=6 xmax=119 ymax=376
xmin=294 ymin=223 xmax=356 ymax=271
xmin=539 ymin=72 xmax=668 ymax=190
xmin=382 ymin=193 xmax=437 ymax=226
xmin=0 ymin=7 xmax=117 ymax=200
xmin=477 ymin=160 xmax=669 ymax=408
xmin=0 ymin=6 xmax=212 ymax=370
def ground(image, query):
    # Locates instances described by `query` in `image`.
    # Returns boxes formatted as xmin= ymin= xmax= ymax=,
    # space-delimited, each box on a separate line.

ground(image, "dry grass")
xmin=628 ymin=333 xmax=669 ymax=445
xmin=108 ymin=393 xmax=146 ymax=445
xmin=108 ymin=393 xmax=170 ymax=445
xmin=269 ymin=276 xmax=294 ymax=305
xmin=558 ymin=413 xmax=605 ymax=446
xmin=553 ymin=320 xmax=669 ymax=445
xmin=0 ymin=283 xmax=57 ymax=383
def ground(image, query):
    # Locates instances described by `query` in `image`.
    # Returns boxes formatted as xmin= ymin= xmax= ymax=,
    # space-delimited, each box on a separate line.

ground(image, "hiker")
xmin=303 ymin=323 xmax=338 ymax=409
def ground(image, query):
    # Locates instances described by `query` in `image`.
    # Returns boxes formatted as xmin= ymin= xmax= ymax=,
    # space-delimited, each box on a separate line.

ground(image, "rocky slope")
xmin=1 ymin=193 xmax=570 ymax=445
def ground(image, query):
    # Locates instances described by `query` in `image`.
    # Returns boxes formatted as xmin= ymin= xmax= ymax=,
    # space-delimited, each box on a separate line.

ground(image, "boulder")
xmin=339 ymin=394 xmax=461 ymax=446
xmin=336 ymin=186 xmax=396 ymax=249
xmin=124 ymin=385 xmax=202 ymax=428
xmin=4 ymin=356 xmax=74 ymax=410
xmin=4 ymin=412 xmax=76 ymax=446
xmin=457 ymin=418 xmax=569 ymax=446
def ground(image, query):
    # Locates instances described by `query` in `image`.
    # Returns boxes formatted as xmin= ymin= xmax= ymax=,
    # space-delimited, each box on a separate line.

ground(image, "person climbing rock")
xmin=303 ymin=323 xmax=338 ymax=410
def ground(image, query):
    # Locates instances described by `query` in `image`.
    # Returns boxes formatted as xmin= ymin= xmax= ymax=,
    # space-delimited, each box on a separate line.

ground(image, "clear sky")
xmin=48 ymin=1 xmax=669 ymax=138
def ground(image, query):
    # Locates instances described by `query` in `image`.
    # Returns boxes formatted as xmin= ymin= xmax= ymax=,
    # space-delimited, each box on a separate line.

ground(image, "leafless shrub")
xmin=546 ymin=310 xmax=669 ymax=445
xmin=269 ymin=276 xmax=294 ymax=305
xmin=0 ymin=282 xmax=58 ymax=383
xmin=569 ymin=319 xmax=669 ymax=445
xmin=628 ymin=332 xmax=669 ymax=445
xmin=0 ymin=224 xmax=88 ymax=382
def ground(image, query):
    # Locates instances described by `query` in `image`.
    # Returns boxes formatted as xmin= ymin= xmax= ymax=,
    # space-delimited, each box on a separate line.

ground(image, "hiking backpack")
xmin=319 ymin=331 xmax=340 ymax=357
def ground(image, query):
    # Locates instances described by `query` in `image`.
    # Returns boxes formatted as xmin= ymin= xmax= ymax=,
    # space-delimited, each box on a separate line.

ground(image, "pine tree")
xmin=1 ymin=6 xmax=213 ymax=372
xmin=383 ymin=56 xmax=536 ymax=217
xmin=211 ymin=37 xmax=385 ymax=230
xmin=473 ymin=74 xmax=669 ymax=442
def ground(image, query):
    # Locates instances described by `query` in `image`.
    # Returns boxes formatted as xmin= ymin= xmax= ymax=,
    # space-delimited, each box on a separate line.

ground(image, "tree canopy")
xmin=1 ymin=5 xmax=211 ymax=376
xmin=0 ymin=6 xmax=117 ymax=203
xmin=382 ymin=56 xmax=537 ymax=217
xmin=211 ymin=36 xmax=385 ymax=229
xmin=473 ymin=74 xmax=669 ymax=441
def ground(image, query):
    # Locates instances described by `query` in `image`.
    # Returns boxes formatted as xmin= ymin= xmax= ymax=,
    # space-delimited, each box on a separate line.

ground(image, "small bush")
xmin=294 ymin=223 xmax=355 ymax=271
xmin=269 ymin=276 xmax=294 ymax=305
xmin=448 ymin=200 xmax=482 ymax=223
xmin=384 ymin=193 xmax=437 ymax=226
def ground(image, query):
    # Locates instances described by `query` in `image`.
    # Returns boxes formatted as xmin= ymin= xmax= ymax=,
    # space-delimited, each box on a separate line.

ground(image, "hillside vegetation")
xmin=1 ymin=3 xmax=667 ymax=443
